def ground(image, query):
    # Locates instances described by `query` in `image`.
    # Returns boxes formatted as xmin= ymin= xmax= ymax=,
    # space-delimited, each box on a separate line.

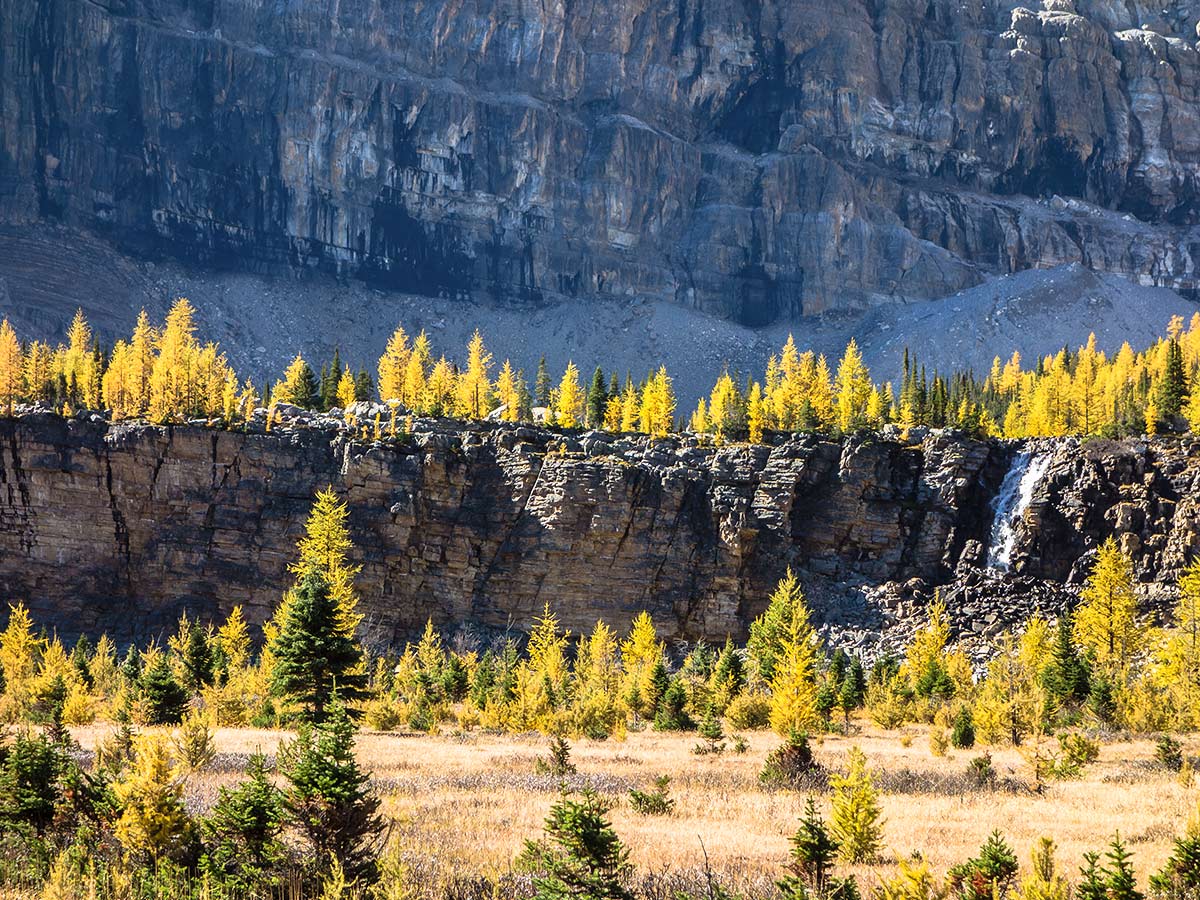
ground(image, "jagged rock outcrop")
xmin=2 ymin=0 xmax=1199 ymax=328
xmin=1 ymin=412 xmax=1198 ymax=647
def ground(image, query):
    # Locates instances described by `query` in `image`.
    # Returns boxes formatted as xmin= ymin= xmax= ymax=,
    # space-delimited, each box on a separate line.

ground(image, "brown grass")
xmin=70 ymin=721 xmax=1197 ymax=893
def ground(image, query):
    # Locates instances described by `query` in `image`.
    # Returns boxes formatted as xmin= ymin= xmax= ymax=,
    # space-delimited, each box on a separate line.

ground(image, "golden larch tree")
xmin=0 ymin=319 xmax=23 ymax=415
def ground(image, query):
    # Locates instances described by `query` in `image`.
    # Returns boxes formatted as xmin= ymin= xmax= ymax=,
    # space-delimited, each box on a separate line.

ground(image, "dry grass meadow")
xmin=67 ymin=720 xmax=1199 ymax=895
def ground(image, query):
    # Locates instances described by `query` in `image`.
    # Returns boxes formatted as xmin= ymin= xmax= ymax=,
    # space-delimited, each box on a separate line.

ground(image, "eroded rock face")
xmin=0 ymin=414 xmax=1010 ymax=642
xmin=1 ymin=0 xmax=1199 ymax=325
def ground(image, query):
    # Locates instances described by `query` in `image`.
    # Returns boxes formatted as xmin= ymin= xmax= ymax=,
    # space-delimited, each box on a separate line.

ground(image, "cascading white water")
xmin=986 ymin=450 xmax=1050 ymax=570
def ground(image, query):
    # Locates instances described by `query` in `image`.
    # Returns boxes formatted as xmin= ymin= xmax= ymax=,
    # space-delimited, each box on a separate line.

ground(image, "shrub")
xmin=726 ymin=692 xmax=771 ymax=730
xmin=693 ymin=708 xmax=726 ymax=756
xmin=761 ymin=731 xmax=826 ymax=790
xmin=1051 ymin=733 xmax=1099 ymax=779
xmin=362 ymin=697 xmax=404 ymax=732
xmin=518 ymin=787 xmax=633 ymax=900
xmin=1158 ymin=735 xmax=1185 ymax=772
xmin=876 ymin=857 xmax=946 ymax=900
xmin=930 ymin=730 xmax=949 ymax=757
xmin=951 ymin=707 xmax=976 ymax=749
xmin=731 ymin=734 xmax=749 ymax=754
xmin=968 ymin=754 xmax=996 ymax=789
xmin=536 ymin=735 xmax=577 ymax=778
xmin=628 ymin=775 xmax=675 ymax=817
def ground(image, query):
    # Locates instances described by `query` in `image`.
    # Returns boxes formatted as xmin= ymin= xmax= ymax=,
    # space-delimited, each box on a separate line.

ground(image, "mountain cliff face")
xmin=1 ymin=412 xmax=1195 ymax=647
xmin=2 ymin=0 xmax=1199 ymax=327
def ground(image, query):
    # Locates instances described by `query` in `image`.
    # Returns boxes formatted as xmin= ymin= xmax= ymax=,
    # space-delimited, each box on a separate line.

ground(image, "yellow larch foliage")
xmin=555 ymin=361 xmax=584 ymax=428
xmin=377 ymin=325 xmax=410 ymax=403
xmin=113 ymin=735 xmax=193 ymax=862
xmin=835 ymin=339 xmax=873 ymax=433
xmin=639 ymin=366 xmax=675 ymax=437
xmin=336 ymin=369 xmax=357 ymax=410
xmin=768 ymin=608 xmax=820 ymax=736
xmin=149 ymin=299 xmax=201 ymax=422
xmin=0 ymin=319 xmax=22 ymax=415
xmin=1074 ymin=537 xmax=1141 ymax=677
xmin=495 ymin=359 xmax=520 ymax=422
xmin=455 ymin=330 xmax=494 ymax=418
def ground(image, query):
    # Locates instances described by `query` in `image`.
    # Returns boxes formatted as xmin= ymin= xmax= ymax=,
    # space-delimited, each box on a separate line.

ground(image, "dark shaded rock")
xmin=2 ymin=0 xmax=1200 ymax=329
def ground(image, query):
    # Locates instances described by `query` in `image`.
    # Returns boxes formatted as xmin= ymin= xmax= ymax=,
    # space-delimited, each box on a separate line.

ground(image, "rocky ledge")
xmin=0 ymin=411 xmax=1197 ymax=653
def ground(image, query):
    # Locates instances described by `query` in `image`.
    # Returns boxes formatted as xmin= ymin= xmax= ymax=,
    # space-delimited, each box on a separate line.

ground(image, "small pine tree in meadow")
xmin=537 ymin=735 xmax=577 ymax=778
xmin=693 ymin=707 xmax=727 ymax=755
xmin=1103 ymin=835 xmax=1143 ymax=900
xmin=202 ymin=751 xmax=288 ymax=894
xmin=761 ymin=730 xmax=826 ymax=790
xmin=1152 ymin=813 xmax=1200 ymax=900
xmin=139 ymin=653 xmax=188 ymax=726
xmin=779 ymin=796 xmax=859 ymax=900
xmin=653 ymin=679 xmax=693 ymax=731
xmin=280 ymin=696 xmax=384 ymax=886
xmin=1077 ymin=852 xmax=1107 ymax=900
xmin=950 ymin=831 xmax=1019 ymax=900
xmin=951 ymin=706 xmax=976 ymax=749
xmin=829 ymin=746 xmax=884 ymax=864
xmin=519 ymin=787 xmax=633 ymax=900
xmin=1157 ymin=735 xmax=1185 ymax=772
xmin=628 ymin=775 xmax=675 ymax=817
xmin=0 ymin=729 xmax=65 ymax=836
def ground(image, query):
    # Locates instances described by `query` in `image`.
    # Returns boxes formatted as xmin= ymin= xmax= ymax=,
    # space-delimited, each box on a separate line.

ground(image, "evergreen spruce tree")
xmin=518 ymin=787 xmax=633 ymax=900
xmin=693 ymin=706 xmax=727 ymax=755
xmin=1103 ymin=835 xmax=1143 ymax=900
xmin=653 ymin=678 xmax=693 ymax=731
xmin=202 ymin=752 xmax=287 ymax=892
xmin=354 ymin=369 xmax=373 ymax=402
xmin=586 ymin=366 xmax=607 ymax=427
xmin=535 ymin=356 xmax=551 ymax=408
xmin=1042 ymin=614 xmax=1089 ymax=711
xmin=1077 ymin=852 xmax=1107 ymax=900
xmin=280 ymin=696 xmax=384 ymax=885
xmin=778 ymin=796 xmax=857 ymax=900
xmin=140 ymin=653 xmax=188 ymax=725
xmin=181 ymin=620 xmax=215 ymax=693
xmin=949 ymin=831 xmax=1019 ymax=900
xmin=269 ymin=570 xmax=367 ymax=722
xmin=0 ymin=730 xmax=65 ymax=836
xmin=1157 ymin=338 xmax=1189 ymax=427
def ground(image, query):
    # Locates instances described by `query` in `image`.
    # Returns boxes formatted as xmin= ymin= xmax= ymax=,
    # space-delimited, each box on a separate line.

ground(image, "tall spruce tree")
xmin=535 ymin=355 xmax=551 ymax=408
xmin=268 ymin=571 xmax=367 ymax=722
xmin=586 ymin=366 xmax=607 ymax=427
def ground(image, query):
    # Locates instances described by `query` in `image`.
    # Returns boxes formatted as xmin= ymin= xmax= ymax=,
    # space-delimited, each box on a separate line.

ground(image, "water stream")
xmin=986 ymin=449 xmax=1050 ymax=570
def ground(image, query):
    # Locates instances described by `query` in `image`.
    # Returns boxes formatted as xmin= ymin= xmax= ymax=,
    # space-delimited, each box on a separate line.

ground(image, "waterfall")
xmin=986 ymin=450 xmax=1050 ymax=571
